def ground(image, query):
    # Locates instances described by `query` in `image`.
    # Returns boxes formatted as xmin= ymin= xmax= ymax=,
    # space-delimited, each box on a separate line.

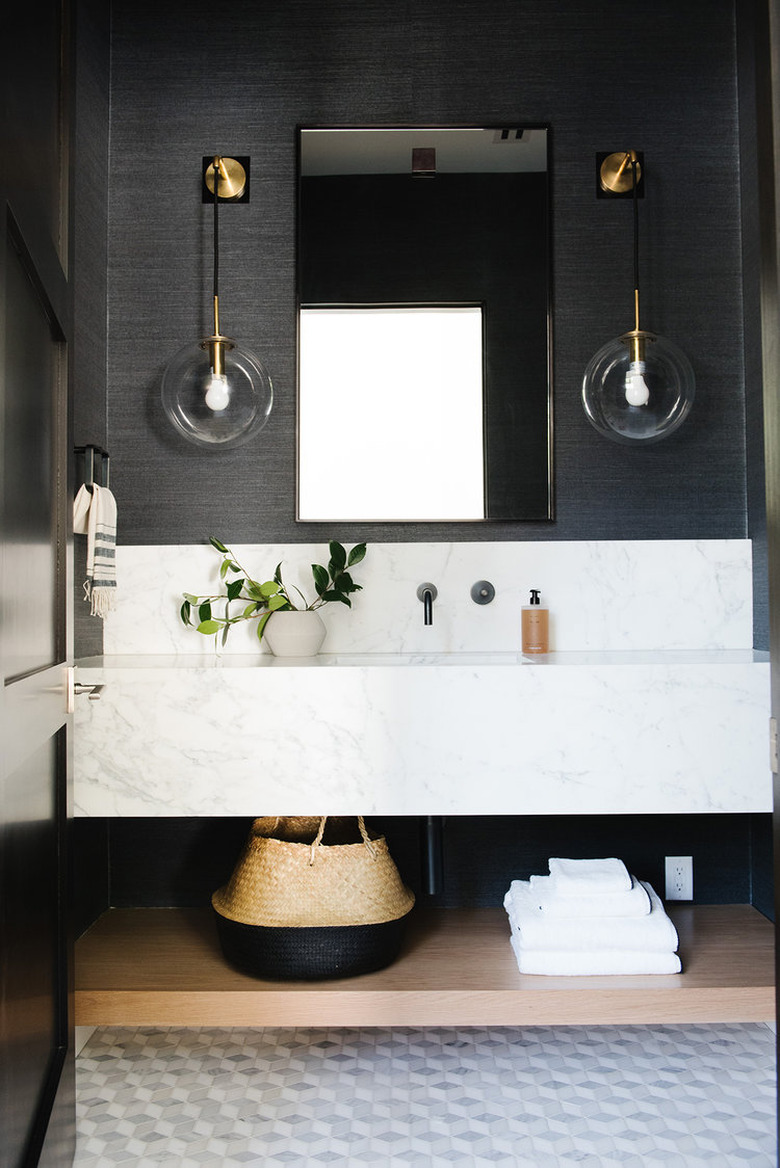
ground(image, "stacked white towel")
xmin=504 ymin=857 xmax=681 ymax=975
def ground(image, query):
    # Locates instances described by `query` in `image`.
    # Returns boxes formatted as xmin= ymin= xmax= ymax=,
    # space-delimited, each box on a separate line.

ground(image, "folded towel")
xmin=526 ymin=873 xmax=651 ymax=919
xmin=509 ymin=933 xmax=682 ymax=976
xmin=537 ymin=857 xmax=633 ymax=897
xmin=504 ymin=879 xmax=678 ymax=953
xmin=73 ymin=483 xmax=118 ymax=617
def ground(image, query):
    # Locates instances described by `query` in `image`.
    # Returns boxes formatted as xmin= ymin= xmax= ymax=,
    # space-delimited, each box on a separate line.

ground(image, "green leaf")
xmin=288 ymin=584 xmax=308 ymax=609
xmin=197 ymin=619 xmax=222 ymax=634
xmin=274 ymin=562 xmax=284 ymax=585
xmin=226 ymin=578 xmax=244 ymax=601
xmin=311 ymin=563 xmax=329 ymax=595
xmin=219 ymin=559 xmax=230 ymax=579
xmin=243 ymin=602 xmax=262 ymax=618
xmin=328 ymin=541 xmax=347 ymax=574
xmin=347 ymin=543 xmax=366 ymax=566
xmin=323 ymin=590 xmax=351 ymax=607
xmin=333 ymin=571 xmax=355 ymax=593
xmin=198 ymin=601 xmax=212 ymax=623
xmin=257 ymin=611 xmax=273 ymax=640
xmin=338 ymin=575 xmax=362 ymax=595
xmin=221 ymin=623 xmax=230 ymax=647
xmin=267 ymin=594 xmax=290 ymax=611
xmin=259 ymin=579 xmax=281 ymax=598
xmin=180 ymin=600 xmax=191 ymax=626
xmin=182 ymin=593 xmax=200 ymax=604
xmin=209 ymin=537 xmax=229 ymax=553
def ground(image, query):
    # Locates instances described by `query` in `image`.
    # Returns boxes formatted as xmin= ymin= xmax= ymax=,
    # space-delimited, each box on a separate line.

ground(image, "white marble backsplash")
xmin=99 ymin=539 xmax=754 ymax=656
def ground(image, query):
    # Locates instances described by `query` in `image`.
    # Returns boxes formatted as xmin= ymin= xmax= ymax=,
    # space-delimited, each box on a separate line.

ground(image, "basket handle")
xmin=308 ymin=815 xmax=377 ymax=864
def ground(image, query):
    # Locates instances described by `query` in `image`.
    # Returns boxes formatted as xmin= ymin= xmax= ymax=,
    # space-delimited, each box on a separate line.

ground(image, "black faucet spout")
xmin=423 ymin=589 xmax=433 ymax=625
xmin=416 ymin=582 xmax=438 ymax=626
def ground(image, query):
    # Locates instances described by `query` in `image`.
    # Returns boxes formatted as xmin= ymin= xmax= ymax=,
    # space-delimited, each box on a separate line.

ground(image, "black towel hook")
xmin=75 ymin=444 xmax=110 ymax=490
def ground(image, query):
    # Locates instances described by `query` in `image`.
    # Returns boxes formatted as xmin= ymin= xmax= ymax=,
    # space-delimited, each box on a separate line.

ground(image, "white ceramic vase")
xmin=263 ymin=610 xmax=327 ymax=657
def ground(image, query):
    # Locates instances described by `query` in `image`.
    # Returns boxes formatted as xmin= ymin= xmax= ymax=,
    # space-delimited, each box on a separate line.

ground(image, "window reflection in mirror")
xmin=297 ymin=126 xmax=552 ymax=523
xmin=299 ymin=306 xmax=485 ymax=521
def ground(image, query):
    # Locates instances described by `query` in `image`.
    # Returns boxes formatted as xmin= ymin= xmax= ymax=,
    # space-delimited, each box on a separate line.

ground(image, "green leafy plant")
xmin=180 ymin=537 xmax=367 ymax=646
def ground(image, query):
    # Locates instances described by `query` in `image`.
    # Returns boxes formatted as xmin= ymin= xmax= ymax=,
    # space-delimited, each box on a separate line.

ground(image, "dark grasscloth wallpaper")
xmin=96 ymin=0 xmax=761 ymax=555
xmin=69 ymin=0 xmax=773 ymax=928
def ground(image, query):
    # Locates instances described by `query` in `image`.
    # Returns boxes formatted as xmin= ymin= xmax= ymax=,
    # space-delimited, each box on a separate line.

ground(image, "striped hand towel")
xmin=73 ymin=483 xmax=118 ymax=617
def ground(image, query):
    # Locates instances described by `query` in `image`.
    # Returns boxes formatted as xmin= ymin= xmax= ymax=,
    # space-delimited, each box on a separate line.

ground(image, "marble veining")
xmin=74 ymin=653 xmax=771 ymax=817
xmin=74 ymin=539 xmax=768 ymax=819
xmin=100 ymin=539 xmax=754 ymax=656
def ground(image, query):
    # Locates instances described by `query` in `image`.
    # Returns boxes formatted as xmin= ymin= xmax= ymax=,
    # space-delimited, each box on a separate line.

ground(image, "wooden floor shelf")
xmin=75 ymin=905 xmax=775 ymax=1028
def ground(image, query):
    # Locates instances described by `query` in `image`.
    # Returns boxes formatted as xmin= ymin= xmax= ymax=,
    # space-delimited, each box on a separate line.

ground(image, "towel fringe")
xmin=89 ymin=586 xmax=116 ymax=618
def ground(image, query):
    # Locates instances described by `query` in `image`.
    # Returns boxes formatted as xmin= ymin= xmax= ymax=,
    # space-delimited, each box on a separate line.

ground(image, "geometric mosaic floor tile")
xmin=75 ymin=1023 xmax=777 ymax=1167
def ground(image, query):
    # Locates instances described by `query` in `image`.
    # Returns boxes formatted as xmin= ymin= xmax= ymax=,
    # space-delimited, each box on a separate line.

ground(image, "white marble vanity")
xmin=73 ymin=539 xmax=771 ymax=819
xmin=74 ymin=649 xmax=770 ymax=817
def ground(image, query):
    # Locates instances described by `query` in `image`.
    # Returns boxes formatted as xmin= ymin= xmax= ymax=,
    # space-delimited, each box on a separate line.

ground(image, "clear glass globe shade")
xmin=582 ymin=332 xmax=695 ymax=444
xmin=161 ymin=338 xmax=273 ymax=448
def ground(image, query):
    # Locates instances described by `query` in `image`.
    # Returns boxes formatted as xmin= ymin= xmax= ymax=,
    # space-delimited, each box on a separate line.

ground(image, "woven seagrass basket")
xmin=212 ymin=816 xmax=415 ymax=980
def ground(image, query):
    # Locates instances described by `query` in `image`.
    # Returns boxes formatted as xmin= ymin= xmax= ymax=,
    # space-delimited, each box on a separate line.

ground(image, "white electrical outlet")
xmin=664 ymin=855 xmax=693 ymax=900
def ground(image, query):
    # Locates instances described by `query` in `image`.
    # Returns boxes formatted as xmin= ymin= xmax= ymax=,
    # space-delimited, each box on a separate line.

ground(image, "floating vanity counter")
xmin=73 ymin=651 xmax=771 ymax=818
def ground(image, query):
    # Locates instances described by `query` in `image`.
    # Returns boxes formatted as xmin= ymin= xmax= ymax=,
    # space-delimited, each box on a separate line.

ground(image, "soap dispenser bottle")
xmin=522 ymin=589 xmax=549 ymax=655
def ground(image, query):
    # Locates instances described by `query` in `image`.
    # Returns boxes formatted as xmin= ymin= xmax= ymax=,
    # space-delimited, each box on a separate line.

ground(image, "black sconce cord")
xmin=213 ymin=157 xmax=220 ymax=303
xmin=632 ymin=155 xmax=640 ymax=304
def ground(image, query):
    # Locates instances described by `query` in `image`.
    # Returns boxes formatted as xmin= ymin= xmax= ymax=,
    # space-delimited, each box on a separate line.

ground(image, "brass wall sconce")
xmin=161 ymin=155 xmax=273 ymax=448
xmin=582 ymin=151 xmax=695 ymax=443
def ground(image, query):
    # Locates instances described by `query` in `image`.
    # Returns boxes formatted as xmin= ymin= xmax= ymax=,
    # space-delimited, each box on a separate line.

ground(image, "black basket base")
xmin=213 ymin=910 xmax=411 ymax=981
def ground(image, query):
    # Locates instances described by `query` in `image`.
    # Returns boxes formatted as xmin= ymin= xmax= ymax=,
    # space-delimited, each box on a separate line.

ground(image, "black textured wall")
xmin=73 ymin=0 xmax=111 ymax=658
xmin=91 ymin=813 xmax=773 ymax=918
xmin=736 ymin=2 xmax=770 ymax=648
xmin=71 ymin=2 xmax=774 ymax=931
xmin=107 ymin=0 xmax=751 ymax=549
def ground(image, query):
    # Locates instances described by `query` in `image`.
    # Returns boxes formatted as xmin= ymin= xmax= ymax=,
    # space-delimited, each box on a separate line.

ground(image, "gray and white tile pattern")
xmin=75 ymin=1023 xmax=776 ymax=1167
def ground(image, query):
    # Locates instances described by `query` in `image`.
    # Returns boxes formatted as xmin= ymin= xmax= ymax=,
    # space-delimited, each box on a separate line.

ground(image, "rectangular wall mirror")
xmin=296 ymin=126 xmax=552 ymax=523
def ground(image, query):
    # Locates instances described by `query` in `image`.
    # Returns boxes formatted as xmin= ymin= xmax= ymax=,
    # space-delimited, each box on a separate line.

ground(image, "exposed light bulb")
xmin=204 ymin=371 xmax=230 ymax=412
xmin=625 ymin=360 xmax=650 ymax=407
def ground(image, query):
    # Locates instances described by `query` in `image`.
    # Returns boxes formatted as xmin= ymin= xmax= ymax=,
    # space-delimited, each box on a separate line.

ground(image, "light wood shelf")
xmin=75 ymin=904 xmax=775 ymax=1029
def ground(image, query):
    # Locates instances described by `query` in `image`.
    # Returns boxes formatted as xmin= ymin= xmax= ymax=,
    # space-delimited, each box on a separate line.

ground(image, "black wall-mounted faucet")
xmin=416 ymin=582 xmax=438 ymax=625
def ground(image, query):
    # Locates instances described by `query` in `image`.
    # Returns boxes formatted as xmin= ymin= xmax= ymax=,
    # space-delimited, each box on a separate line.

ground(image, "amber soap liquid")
xmin=521 ymin=606 xmax=549 ymax=654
